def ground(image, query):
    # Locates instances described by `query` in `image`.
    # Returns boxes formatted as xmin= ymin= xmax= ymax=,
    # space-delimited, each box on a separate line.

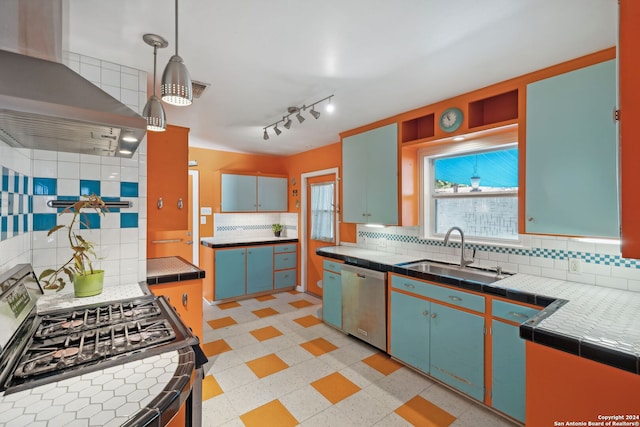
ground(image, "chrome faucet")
xmin=444 ymin=226 xmax=473 ymax=268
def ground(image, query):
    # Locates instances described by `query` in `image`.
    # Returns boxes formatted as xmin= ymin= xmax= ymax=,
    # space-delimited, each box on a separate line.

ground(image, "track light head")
xmin=296 ymin=111 xmax=305 ymax=123
xmin=283 ymin=117 xmax=292 ymax=129
xmin=263 ymin=129 xmax=269 ymax=140
xmin=310 ymin=106 xmax=320 ymax=119
xmin=274 ymin=125 xmax=282 ymax=136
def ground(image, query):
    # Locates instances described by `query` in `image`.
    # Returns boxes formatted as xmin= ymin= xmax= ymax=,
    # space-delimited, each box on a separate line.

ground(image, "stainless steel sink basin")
xmin=401 ymin=261 xmax=504 ymax=284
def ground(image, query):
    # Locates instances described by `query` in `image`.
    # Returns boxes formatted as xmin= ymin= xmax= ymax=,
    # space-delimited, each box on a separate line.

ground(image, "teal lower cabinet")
xmin=246 ymin=246 xmax=274 ymax=294
xmin=390 ymin=291 xmax=430 ymax=373
xmin=322 ymin=270 xmax=343 ymax=329
xmin=214 ymin=248 xmax=246 ymax=300
xmin=491 ymin=319 xmax=526 ymax=423
xmin=389 ymin=283 xmax=485 ymax=402
xmin=430 ymin=303 xmax=485 ymax=401
xmin=274 ymin=244 xmax=297 ymax=290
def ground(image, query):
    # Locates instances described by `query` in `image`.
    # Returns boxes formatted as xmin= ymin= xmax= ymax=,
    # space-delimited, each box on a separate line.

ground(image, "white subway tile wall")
xmin=356 ymin=224 xmax=640 ymax=293
xmin=213 ymin=212 xmax=298 ymax=238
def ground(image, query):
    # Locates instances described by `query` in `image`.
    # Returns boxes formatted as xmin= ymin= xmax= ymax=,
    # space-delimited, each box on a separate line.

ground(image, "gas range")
xmin=0 ymin=264 xmax=200 ymax=397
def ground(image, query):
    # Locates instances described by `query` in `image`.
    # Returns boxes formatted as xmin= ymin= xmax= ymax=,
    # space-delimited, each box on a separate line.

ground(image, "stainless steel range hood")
xmin=0 ymin=49 xmax=147 ymax=158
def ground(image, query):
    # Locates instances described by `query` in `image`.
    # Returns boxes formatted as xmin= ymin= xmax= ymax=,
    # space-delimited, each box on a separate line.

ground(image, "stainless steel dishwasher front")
xmin=341 ymin=264 xmax=387 ymax=351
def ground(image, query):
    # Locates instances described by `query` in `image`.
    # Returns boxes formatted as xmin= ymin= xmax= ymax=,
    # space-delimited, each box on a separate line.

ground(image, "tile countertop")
xmin=201 ymin=236 xmax=298 ymax=248
xmin=0 ymin=283 xmax=195 ymax=426
xmin=317 ymin=246 xmax=640 ymax=375
xmin=147 ymin=256 xmax=206 ymax=285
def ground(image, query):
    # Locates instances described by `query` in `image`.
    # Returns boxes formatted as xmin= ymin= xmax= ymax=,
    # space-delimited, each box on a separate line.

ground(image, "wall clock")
xmin=439 ymin=107 xmax=464 ymax=133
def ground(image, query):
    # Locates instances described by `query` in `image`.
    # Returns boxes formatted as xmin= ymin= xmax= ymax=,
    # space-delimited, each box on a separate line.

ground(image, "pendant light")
xmin=161 ymin=0 xmax=192 ymax=106
xmin=142 ymin=34 xmax=168 ymax=132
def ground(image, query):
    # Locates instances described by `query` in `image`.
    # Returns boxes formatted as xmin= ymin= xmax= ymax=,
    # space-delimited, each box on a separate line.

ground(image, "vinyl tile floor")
xmin=200 ymin=290 xmax=517 ymax=427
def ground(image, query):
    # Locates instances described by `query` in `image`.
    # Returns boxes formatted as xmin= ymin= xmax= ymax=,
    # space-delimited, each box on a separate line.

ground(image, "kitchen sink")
xmin=401 ymin=261 xmax=506 ymax=284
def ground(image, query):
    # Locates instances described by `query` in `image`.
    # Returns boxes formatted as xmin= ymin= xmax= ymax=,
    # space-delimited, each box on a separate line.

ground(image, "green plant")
xmin=272 ymin=223 xmax=283 ymax=233
xmin=39 ymin=194 xmax=108 ymax=292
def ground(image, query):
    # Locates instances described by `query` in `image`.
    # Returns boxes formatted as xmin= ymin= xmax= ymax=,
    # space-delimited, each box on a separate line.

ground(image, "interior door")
xmin=306 ymin=174 xmax=336 ymax=296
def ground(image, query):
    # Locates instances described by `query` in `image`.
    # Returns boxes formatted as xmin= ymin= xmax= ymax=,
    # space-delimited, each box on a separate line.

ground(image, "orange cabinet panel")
xmin=620 ymin=0 xmax=640 ymax=258
xmin=526 ymin=341 xmax=640 ymax=425
xmin=151 ymin=278 xmax=203 ymax=344
xmin=148 ymin=230 xmax=193 ymax=263
xmin=147 ymin=125 xmax=190 ymax=231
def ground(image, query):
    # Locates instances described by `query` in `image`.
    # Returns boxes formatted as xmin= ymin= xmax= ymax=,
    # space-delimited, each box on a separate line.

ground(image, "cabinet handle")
xmin=431 ymin=313 xmax=437 ymax=318
xmin=448 ymin=295 xmax=462 ymax=302
xmin=182 ymin=292 xmax=188 ymax=307
xmin=283 ymin=257 xmax=289 ymax=261
xmin=422 ymin=310 xmax=429 ymax=316
xmin=403 ymin=283 xmax=415 ymax=289
xmin=508 ymin=311 xmax=528 ymax=319
xmin=528 ymin=217 xmax=534 ymax=222
xmin=178 ymin=198 xmax=183 ymax=209
xmin=157 ymin=197 xmax=163 ymax=209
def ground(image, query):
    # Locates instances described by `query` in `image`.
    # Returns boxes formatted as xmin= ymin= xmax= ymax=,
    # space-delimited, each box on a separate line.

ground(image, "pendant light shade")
xmin=142 ymin=34 xmax=168 ymax=132
xmin=161 ymin=0 xmax=192 ymax=106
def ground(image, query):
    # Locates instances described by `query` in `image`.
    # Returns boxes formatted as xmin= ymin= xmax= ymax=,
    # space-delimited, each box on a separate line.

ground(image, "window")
xmin=421 ymin=142 xmax=518 ymax=242
xmin=310 ymin=182 xmax=335 ymax=242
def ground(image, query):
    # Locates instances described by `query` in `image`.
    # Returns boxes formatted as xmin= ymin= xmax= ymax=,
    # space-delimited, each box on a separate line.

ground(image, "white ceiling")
xmin=66 ymin=0 xmax=617 ymax=156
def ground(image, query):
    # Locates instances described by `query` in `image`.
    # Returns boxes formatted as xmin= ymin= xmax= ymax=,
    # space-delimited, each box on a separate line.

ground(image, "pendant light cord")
xmin=152 ymin=45 xmax=158 ymax=96
xmin=174 ymin=0 xmax=179 ymax=56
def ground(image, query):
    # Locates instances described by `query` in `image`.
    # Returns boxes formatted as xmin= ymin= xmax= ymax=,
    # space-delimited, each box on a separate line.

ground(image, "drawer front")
xmin=391 ymin=275 xmax=485 ymax=313
xmin=275 ymin=269 xmax=297 ymax=289
xmin=274 ymin=244 xmax=297 ymax=253
xmin=492 ymin=299 xmax=540 ymax=323
xmin=323 ymin=259 xmax=343 ymax=274
xmin=275 ymin=253 xmax=296 ymax=270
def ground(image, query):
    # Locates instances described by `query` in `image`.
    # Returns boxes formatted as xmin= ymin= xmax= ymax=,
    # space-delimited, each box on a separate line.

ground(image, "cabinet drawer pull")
xmin=448 ymin=295 xmax=462 ymax=302
xmin=178 ymin=198 xmax=183 ymax=209
xmin=431 ymin=313 xmax=437 ymax=319
xmin=508 ymin=311 xmax=528 ymax=319
xmin=422 ymin=310 xmax=429 ymax=316
xmin=403 ymin=283 xmax=415 ymax=289
xmin=182 ymin=293 xmax=188 ymax=307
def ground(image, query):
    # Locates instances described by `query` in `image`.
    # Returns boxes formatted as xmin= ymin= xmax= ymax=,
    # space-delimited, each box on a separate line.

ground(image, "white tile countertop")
xmin=0 ymin=282 xmax=194 ymax=426
xmin=317 ymin=246 xmax=640 ymax=374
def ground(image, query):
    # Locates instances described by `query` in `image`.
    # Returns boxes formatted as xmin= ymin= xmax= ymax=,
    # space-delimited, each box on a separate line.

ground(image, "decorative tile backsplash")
xmin=357 ymin=225 xmax=640 ymax=293
xmin=213 ymin=213 xmax=298 ymax=238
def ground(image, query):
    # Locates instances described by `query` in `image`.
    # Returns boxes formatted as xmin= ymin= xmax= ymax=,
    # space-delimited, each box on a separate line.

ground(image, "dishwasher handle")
xmin=341 ymin=264 xmax=386 ymax=281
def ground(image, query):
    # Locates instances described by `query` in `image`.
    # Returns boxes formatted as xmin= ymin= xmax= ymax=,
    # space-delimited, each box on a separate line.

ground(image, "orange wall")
xmin=283 ymin=142 xmax=356 ymax=243
xmin=188 ymin=147 xmax=288 ymax=237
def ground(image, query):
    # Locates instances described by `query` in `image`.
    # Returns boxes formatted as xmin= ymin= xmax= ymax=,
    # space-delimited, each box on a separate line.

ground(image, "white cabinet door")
xmin=342 ymin=123 xmax=398 ymax=224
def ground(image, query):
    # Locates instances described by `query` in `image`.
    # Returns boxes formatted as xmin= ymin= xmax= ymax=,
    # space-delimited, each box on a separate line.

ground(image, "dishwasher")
xmin=341 ymin=265 xmax=387 ymax=351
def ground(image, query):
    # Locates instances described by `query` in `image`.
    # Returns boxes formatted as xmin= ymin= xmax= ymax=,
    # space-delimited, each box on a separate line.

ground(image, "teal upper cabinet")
xmin=257 ymin=176 xmax=287 ymax=211
xmin=342 ymin=123 xmax=398 ymax=224
xmin=525 ymin=60 xmax=618 ymax=237
xmin=221 ymin=174 xmax=258 ymax=212
xmin=221 ymin=174 xmax=287 ymax=212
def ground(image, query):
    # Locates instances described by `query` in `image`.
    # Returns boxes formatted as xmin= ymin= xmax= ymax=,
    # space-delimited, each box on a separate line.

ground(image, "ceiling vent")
xmin=191 ymin=80 xmax=210 ymax=99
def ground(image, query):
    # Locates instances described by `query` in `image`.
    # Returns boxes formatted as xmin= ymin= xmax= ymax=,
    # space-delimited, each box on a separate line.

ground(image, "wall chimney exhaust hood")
xmin=0 ymin=49 xmax=147 ymax=158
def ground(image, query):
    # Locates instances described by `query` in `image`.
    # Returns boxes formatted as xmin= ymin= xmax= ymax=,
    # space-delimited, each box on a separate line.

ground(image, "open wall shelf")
xmin=401 ymin=113 xmax=435 ymax=144
xmin=468 ymin=90 xmax=519 ymax=129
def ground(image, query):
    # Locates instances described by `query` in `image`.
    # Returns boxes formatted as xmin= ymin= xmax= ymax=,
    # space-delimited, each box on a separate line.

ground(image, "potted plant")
xmin=39 ymin=194 xmax=108 ymax=297
xmin=272 ymin=223 xmax=283 ymax=237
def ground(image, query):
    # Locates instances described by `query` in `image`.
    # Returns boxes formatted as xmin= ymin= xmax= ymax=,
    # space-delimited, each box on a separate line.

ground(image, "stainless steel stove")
xmin=0 ymin=264 xmax=206 ymax=425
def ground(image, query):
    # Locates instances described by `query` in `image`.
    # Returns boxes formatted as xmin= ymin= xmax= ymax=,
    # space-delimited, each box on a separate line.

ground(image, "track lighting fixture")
xmin=261 ymin=95 xmax=334 ymax=139
xmin=142 ymin=34 xmax=168 ymax=132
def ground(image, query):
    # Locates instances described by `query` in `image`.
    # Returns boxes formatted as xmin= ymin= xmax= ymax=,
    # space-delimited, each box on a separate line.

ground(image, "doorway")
xmin=301 ymin=168 xmax=339 ymax=296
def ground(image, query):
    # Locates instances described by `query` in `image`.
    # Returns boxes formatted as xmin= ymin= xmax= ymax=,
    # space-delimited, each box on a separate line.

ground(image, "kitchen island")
xmin=0 ymin=279 xmax=201 ymax=427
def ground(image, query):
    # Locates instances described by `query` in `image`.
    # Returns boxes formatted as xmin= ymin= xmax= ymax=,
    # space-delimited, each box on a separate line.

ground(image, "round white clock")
xmin=439 ymin=107 xmax=464 ymax=132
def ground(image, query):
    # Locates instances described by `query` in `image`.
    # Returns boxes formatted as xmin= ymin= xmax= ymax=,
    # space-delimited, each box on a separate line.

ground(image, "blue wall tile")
xmin=80 ymin=179 xmax=100 ymax=196
xmin=23 ymin=214 xmax=28 ymax=233
xmin=1 ymin=217 xmax=6 ymax=241
xmin=33 ymin=213 xmax=57 ymax=231
xmin=2 ymin=167 xmax=8 ymax=191
xmin=102 ymin=197 xmax=121 ymax=213
xmin=23 ymin=176 xmax=28 ymax=194
xmin=120 ymin=182 xmax=139 ymax=197
xmin=56 ymin=196 xmax=79 ymax=213
xmin=120 ymin=213 xmax=138 ymax=228
xmin=33 ymin=177 xmax=57 ymax=195
xmin=80 ymin=212 xmax=101 ymax=230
